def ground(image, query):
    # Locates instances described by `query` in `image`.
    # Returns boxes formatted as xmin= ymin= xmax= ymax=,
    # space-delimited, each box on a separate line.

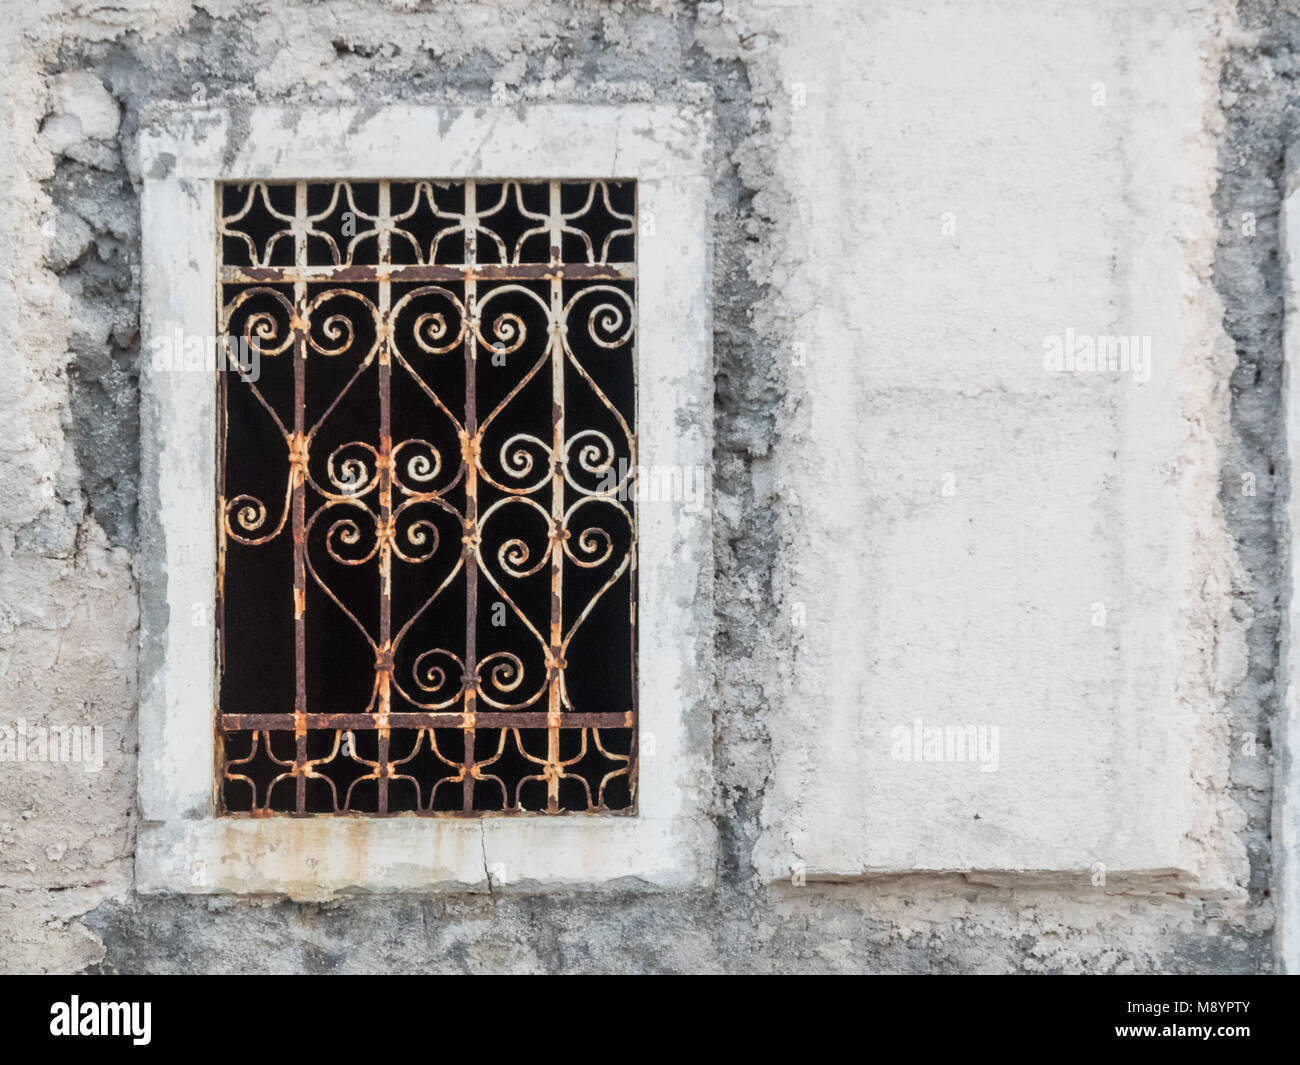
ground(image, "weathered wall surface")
xmin=0 ymin=0 xmax=1289 ymax=972
xmin=752 ymin=0 xmax=1250 ymax=889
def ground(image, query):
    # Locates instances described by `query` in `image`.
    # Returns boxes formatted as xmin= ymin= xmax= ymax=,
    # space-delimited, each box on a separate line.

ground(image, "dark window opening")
xmin=216 ymin=179 xmax=637 ymax=815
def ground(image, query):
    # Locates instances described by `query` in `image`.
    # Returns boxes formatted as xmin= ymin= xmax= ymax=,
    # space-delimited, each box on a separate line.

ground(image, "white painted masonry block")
xmin=1278 ymin=173 xmax=1300 ymax=973
xmin=754 ymin=3 xmax=1241 ymax=892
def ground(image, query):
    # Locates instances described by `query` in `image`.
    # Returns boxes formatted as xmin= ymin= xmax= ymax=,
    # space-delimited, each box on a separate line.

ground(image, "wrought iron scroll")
xmin=216 ymin=180 xmax=637 ymax=815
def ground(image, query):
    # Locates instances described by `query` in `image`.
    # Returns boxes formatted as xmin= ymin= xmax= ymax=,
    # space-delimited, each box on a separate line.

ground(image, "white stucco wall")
xmin=0 ymin=0 xmax=1282 ymax=973
xmin=746 ymin=1 xmax=1245 ymax=893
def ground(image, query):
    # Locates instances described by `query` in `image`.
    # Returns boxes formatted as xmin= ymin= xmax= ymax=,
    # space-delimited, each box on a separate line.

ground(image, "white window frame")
xmin=134 ymin=104 xmax=714 ymax=898
xmin=1280 ymin=180 xmax=1300 ymax=970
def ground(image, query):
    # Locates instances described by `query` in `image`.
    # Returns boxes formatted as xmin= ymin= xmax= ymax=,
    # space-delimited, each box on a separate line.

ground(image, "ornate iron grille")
xmin=216 ymin=179 xmax=637 ymax=816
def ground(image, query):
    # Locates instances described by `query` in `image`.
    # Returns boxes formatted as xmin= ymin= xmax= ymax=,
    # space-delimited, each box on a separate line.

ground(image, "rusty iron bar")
xmin=292 ymin=180 xmax=309 ymax=813
xmin=547 ymin=179 xmax=564 ymax=813
xmin=222 ymin=712 xmax=633 ymax=729
xmin=376 ymin=179 xmax=393 ymax=816
xmin=461 ymin=180 xmax=479 ymax=814
xmin=223 ymin=263 xmax=634 ymax=284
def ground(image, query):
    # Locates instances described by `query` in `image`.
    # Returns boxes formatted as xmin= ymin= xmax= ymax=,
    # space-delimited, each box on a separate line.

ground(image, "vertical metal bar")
xmin=293 ymin=180 xmax=308 ymax=814
xmin=217 ymin=375 xmax=228 ymax=673
xmin=462 ymin=180 xmax=479 ymax=813
xmin=547 ymin=180 xmax=564 ymax=812
xmin=377 ymin=180 xmax=393 ymax=815
xmin=627 ymin=180 xmax=640 ymax=810
xmin=216 ymin=187 xmax=229 ymax=813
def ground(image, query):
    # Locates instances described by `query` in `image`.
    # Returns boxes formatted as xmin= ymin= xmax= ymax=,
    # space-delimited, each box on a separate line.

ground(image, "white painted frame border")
xmin=135 ymin=104 xmax=714 ymax=898
xmin=1281 ymin=178 xmax=1300 ymax=969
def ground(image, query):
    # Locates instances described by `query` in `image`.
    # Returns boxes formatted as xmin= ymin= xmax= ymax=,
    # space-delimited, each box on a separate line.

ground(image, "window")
xmin=137 ymin=104 xmax=712 ymax=894
xmin=216 ymin=179 xmax=638 ymax=815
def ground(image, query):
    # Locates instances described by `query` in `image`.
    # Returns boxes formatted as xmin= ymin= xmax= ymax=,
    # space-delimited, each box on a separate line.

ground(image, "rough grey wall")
xmin=0 ymin=0 xmax=1291 ymax=973
xmin=1216 ymin=0 xmax=1300 ymax=909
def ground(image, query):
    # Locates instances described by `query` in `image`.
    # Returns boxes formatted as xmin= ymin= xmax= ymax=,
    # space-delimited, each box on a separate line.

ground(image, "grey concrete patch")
xmin=1213 ymin=0 xmax=1300 ymax=957
xmin=42 ymin=154 xmax=140 ymax=551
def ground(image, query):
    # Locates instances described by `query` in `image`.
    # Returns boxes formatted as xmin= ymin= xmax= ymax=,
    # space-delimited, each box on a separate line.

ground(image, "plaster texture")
xmin=0 ymin=0 xmax=1290 ymax=973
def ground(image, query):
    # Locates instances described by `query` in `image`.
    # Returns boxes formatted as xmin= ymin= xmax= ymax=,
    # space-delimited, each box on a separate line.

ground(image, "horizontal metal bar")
xmin=228 ymin=806 xmax=637 ymax=820
xmin=221 ymin=712 xmax=634 ymax=730
xmin=222 ymin=262 xmax=635 ymax=285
